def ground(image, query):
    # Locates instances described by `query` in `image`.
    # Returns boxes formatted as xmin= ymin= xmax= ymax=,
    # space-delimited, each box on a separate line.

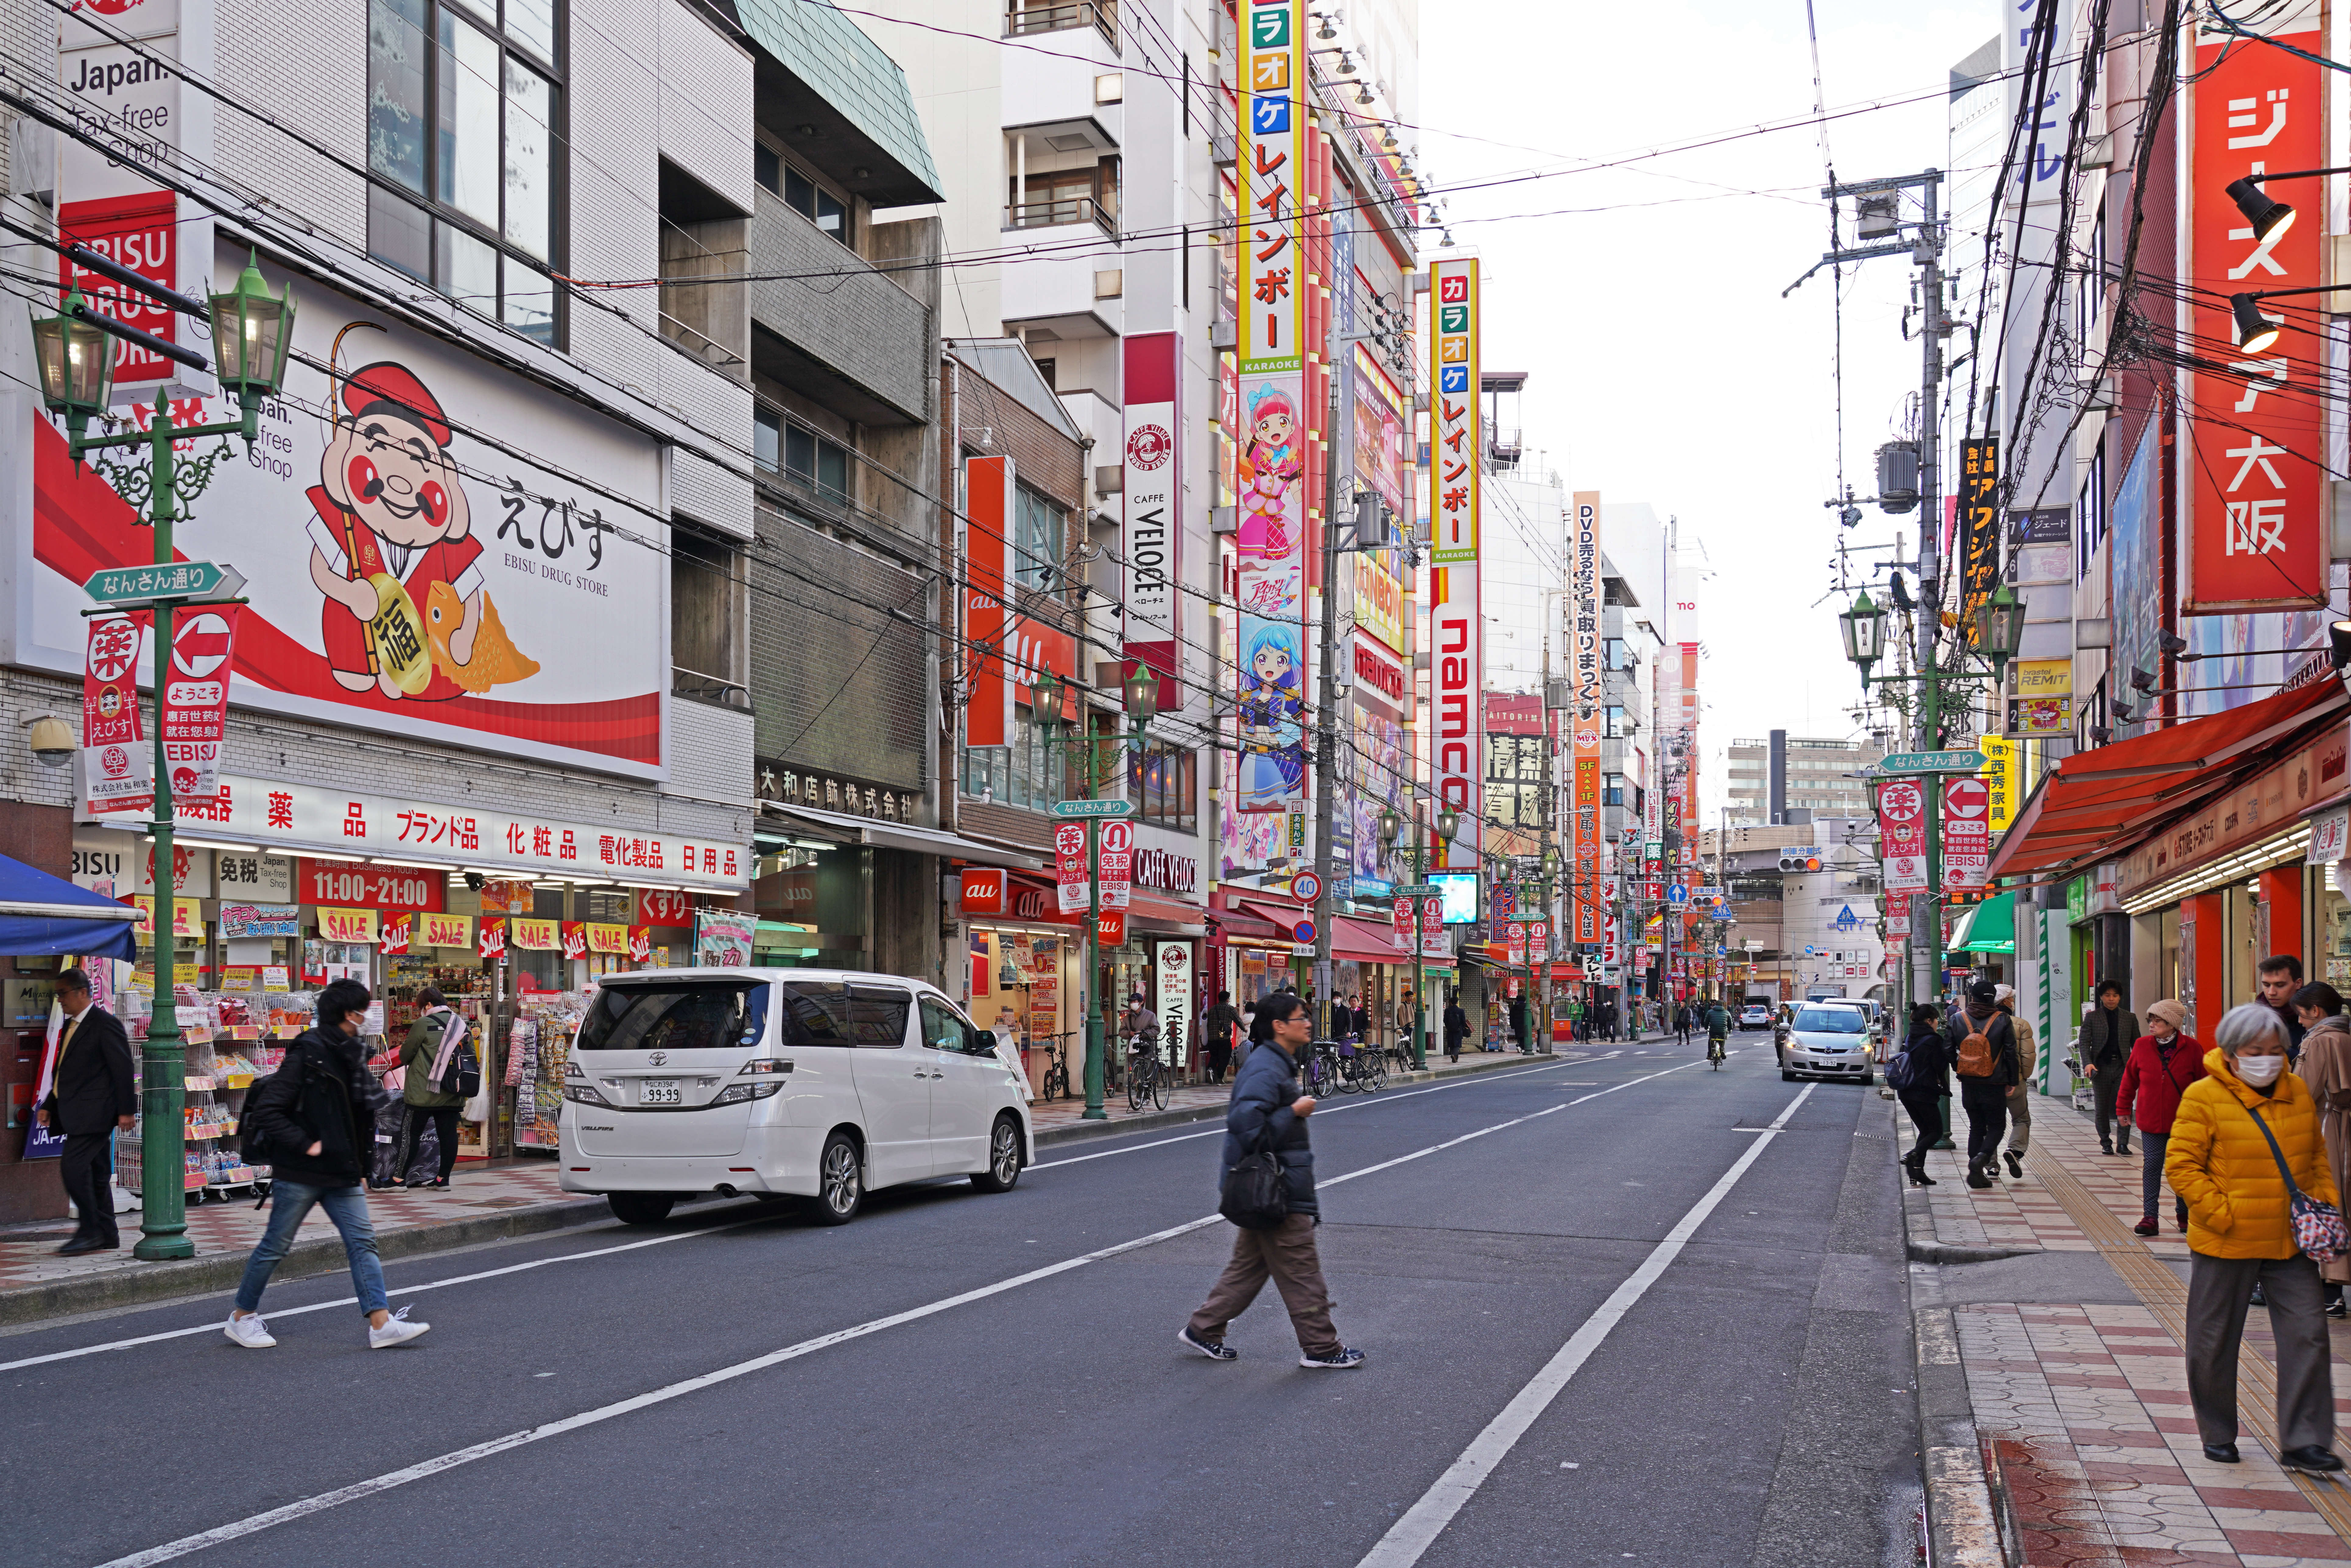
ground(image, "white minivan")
xmin=557 ymin=968 xmax=1033 ymax=1226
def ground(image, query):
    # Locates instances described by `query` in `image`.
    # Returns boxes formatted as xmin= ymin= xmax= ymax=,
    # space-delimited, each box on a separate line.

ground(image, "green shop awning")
xmin=1947 ymin=892 xmax=2015 ymax=955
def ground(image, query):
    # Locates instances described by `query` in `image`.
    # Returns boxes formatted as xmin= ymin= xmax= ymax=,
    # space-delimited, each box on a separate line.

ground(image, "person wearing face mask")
xmin=2117 ymin=999 xmax=2204 ymax=1236
xmin=2291 ymin=982 xmax=2351 ymax=1319
xmin=2165 ymin=1004 xmax=2344 ymax=1474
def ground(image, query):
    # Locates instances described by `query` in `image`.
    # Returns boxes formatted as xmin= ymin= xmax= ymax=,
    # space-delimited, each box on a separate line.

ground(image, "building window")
xmin=2078 ymin=433 xmax=2107 ymax=580
xmin=671 ymin=528 xmax=746 ymax=706
xmin=368 ymin=0 xmax=561 ymax=341
xmin=1007 ymin=158 xmax=1119 ymax=233
xmin=1014 ymin=483 xmax=1065 ymax=590
xmin=1604 ymin=705 xmax=1626 ymax=739
xmin=961 ymin=706 xmax=1083 ymax=810
xmin=1603 ymin=772 xmax=1624 ymax=807
xmin=755 ymin=406 xmax=852 ymax=507
xmin=1128 ymin=741 xmax=1197 ymax=832
xmin=756 ymin=145 xmax=852 ymax=247
xmin=1603 ymin=638 xmax=1630 ymax=672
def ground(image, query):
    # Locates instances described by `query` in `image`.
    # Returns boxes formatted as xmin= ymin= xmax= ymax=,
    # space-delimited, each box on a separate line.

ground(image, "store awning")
xmin=763 ymin=800 xmax=1047 ymax=870
xmin=1239 ymin=898 xmax=1310 ymax=935
xmin=1947 ymin=893 xmax=2015 ymax=954
xmin=1985 ymin=676 xmax=2349 ymax=881
xmin=1331 ymin=915 xmax=1409 ymax=965
xmin=0 ymin=853 xmax=137 ymax=961
xmin=1125 ymin=892 xmax=1207 ymax=937
xmin=1210 ymin=906 xmax=1284 ymax=942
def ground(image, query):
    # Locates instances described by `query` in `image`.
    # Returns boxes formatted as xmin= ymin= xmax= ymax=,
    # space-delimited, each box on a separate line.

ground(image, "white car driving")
xmin=1777 ymin=1001 xmax=1876 ymax=1085
xmin=558 ymin=968 xmax=1034 ymax=1225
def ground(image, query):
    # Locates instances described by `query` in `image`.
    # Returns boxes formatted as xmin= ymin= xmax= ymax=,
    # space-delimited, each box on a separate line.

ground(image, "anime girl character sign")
xmin=1234 ymin=382 xmax=1304 ymax=617
xmin=305 ymin=325 xmax=538 ymax=701
xmin=1236 ymin=622 xmax=1305 ymax=811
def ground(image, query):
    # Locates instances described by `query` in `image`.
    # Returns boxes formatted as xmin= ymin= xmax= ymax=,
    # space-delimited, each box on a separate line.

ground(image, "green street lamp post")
xmin=31 ymin=254 xmax=296 ymax=1260
xmin=1031 ymin=664 xmax=1158 ymax=1120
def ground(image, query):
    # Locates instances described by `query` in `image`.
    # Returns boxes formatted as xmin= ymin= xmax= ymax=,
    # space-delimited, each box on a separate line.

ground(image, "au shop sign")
xmin=24 ymin=253 xmax=669 ymax=777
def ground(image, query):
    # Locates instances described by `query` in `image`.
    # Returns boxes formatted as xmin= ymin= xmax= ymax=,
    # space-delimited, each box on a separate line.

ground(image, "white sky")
xmin=1424 ymin=0 xmax=1994 ymax=823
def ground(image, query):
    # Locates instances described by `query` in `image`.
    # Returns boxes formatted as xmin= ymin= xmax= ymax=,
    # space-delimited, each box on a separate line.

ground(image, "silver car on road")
xmin=1777 ymin=1001 xmax=1875 ymax=1085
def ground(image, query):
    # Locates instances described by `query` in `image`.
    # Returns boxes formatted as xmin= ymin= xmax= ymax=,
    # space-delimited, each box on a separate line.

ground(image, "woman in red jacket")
xmin=2118 ymin=997 xmax=2206 ymax=1236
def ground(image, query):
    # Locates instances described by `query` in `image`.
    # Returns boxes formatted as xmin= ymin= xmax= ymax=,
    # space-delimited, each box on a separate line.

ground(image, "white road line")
xmin=0 ymin=1213 xmax=773 ymax=1373
xmin=1032 ymin=1059 xmax=1578 ymax=1168
xmin=90 ymin=1057 xmax=1729 ymax=1567
xmin=1354 ymin=1082 xmax=1818 ymax=1568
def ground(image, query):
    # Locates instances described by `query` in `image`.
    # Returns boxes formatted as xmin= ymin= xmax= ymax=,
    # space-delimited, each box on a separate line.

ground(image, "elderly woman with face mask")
xmin=2165 ymin=1003 xmax=2344 ymax=1474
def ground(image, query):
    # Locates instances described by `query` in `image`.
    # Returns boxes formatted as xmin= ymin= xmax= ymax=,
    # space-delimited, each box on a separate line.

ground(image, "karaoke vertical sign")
xmin=1570 ymin=491 xmax=1603 ymax=942
xmin=1233 ymin=0 xmax=1309 ymax=816
xmin=1429 ymin=255 xmax=1481 ymax=874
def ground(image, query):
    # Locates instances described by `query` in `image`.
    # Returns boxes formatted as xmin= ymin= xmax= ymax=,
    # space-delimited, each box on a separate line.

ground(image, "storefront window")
xmin=960 ymin=705 xmax=1083 ymax=812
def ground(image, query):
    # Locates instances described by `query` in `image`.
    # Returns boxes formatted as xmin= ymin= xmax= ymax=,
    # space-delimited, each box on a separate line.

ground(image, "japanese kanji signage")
xmin=1958 ymin=438 xmax=1999 ymax=646
xmin=1122 ymin=332 xmax=1181 ymax=699
xmin=965 ymin=454 xmax=1014 ymax=749
xmin=1055 ymin=823 xmax=1090 ymax=915
xmin=1571 ymin=490 xmax=1603 ymax=942
xmin=1429 ymin=258 xmax=1479 ymax=566
xmin=81 ymin=610 xmax=150 ymax=816
xmin=1941 ymin=776 xmax=1991 ymax=891
xmin=2185 ymin=14 xmax=2328 ymax=610
xmin=161 ymin=606 xmax=241 ymax=803
xmin=1238 ymin=0 xmax=1304 ymax=377
xmin=1876 ymin=778 xmax=1929 ymax=893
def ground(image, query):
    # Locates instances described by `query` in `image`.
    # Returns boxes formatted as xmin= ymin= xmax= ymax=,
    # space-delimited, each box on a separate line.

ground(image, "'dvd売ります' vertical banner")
xmin=1234 ymin=0 xmax=1307 ymax=815
xmin=1570 ymin=490 xmax=1603 ymax=942
xmin=1429 ymin=255 xmax=1480 ymax=874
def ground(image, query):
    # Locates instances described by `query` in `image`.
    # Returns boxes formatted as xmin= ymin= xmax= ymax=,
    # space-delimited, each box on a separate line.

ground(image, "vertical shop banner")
xmin=2186 ymin=16 xmax=2328 ymax=610
xmin=965 ymin=455 xmax=1015 ymax=748
xmin=81 ymin=610 xmax=151 ymax=814
xmin=1570 ymin=490 xmax=1604 ymax=940
xmin=1097 ymin=819 xmax=1133 ymax=911
xmin=1392 ymin=896 xmax=1414 ymax=951
xmin=1122 ymin=332 xmax=1181 ymax=700
xmin=1153 ymin=940 xmax=1194 ymax=1068
xmin=1979 ymin=735 xmax=2018 ymax=833
xmin=478 ymin=918 xmax=507 ymax=960
xmin=1429 ymin=256 xmax=1481 ymax=873
xmin=1942 ymin=776 xmax=1991 ymax=891
xmin=1876 ymin=778 xmax=1930 ymax=892
xmin=1235 ymin=0 xmax=1308 ymax=816
xmin=1957 ymin=438 xmax=1999 ymax=645
xmin=1055 ymin=823 xmax=1091 ymax=914
xmin=559 ymin=921 xmax=588 ymax=961
xmin=380 ymin=913 xmax=413 ymax=955
xmin=1420 ymin=896 xmax=1449 ymax=960
xmin=161 ymin=605 xmax=240 ymax=801
xmin=1506 ymin=922 xmax=1527 ymax=966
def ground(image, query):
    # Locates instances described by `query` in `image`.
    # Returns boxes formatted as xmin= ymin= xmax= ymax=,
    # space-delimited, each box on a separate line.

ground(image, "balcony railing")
xmin=1005 ymin=0 xmax=1117 ymax=48
xmin=1005 ymin=194 xmax=1116 ymax=235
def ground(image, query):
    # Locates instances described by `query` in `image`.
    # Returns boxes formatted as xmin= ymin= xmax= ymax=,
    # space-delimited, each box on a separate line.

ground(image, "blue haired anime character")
xmin=1238 ymin=622 xmax=1305 ymax=809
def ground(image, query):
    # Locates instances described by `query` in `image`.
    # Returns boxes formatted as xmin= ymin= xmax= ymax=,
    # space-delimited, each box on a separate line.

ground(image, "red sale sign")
xmin=1055 ymin=823 xmax=1090 ymax=915
xmin=1941 ymin=777 xmax=1991 ymax=892
xmin=1876 ymin=779 xmax=1929 ymax=893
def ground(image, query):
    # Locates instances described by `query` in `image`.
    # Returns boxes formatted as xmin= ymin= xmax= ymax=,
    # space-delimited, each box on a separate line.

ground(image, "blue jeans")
xmin=2141 ymin=1131 xmax=2188 ymax=1226
xmin=234 ymin=1178 xmax=388 ymax=1316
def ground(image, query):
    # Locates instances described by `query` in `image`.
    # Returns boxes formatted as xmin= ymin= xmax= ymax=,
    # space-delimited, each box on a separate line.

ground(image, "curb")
xmin=1899 ymin=1100 xmax=2011 ymax=1568
xmin=1027 ymin=1047 xmax=1566 ymax=1149
xmin=1 ymin=1048 xmax=1572 ymax=1329
xmin=0 ymin=1190 xmax=623 ymax=1330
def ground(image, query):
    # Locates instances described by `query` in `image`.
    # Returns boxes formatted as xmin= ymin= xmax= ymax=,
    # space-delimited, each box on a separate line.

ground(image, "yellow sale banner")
xmin=512 ymin=917 xmax=559 ymax=951
xmin=419 ymin=912 xmax=473 ymax=949
xmin=317 ymin=906 xmax=379 ymax=944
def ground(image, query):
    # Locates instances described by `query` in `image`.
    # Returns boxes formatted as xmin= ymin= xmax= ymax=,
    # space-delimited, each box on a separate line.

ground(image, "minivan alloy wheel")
xmin=816 ymin=1134 xmax=863 ymax=1223
xmin=971 ymin=1115 xmax=1024 ymax=1193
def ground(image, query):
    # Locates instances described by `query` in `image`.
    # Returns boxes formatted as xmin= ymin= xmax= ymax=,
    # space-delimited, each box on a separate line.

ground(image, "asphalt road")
xmin=4 ymin=1036 xmax=1921 ymax=1568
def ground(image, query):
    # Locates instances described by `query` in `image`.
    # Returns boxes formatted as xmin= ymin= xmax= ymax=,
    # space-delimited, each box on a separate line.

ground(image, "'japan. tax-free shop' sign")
xmin=16 ymin=251 xmax=670 ymax=777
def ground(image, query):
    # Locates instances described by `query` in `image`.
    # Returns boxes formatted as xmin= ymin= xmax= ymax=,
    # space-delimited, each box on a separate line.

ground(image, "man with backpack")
xmin=391 ymin=985 xmax=472 ymax=1188
xmin=1178 ymin=991 xmax=1361 ymax=1369
xmin=225 ymin=978 xmax=431 ymax=1350
xmin=1949 ymin=979 xmax=2019 ymax=1189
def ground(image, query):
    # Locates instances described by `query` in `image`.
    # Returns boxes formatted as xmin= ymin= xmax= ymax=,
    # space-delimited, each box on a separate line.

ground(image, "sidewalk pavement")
xmin=1912 ymin=1087 xmax=2351 ymax=1566
xmin=0 ymin=1035 xmax=1618 ymax=1325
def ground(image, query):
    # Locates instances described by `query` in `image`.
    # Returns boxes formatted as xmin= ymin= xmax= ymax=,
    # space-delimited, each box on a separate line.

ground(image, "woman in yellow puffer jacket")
xmin=2166 ymin=1003 xmax=2344 ymax=1474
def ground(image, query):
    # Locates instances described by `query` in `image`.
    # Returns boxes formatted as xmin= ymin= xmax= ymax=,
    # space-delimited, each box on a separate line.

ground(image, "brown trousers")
xmin=1188 ymin=1213 xmax=1340 ymax=1355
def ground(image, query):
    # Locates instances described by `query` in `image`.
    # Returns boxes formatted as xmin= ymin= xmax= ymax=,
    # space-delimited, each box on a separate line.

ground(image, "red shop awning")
xmin=1985 ymin=676 xmax=2349 ymax=881
xmin=1331 ymin=915 xmax=1410 ymax=965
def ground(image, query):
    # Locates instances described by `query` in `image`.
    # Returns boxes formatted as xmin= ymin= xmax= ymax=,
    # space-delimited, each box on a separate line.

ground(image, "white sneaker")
xmin=368 ymin=1306 xmax=431 ymax=1349
xmin=224 ymin=1311 xmax=276 ymax=1348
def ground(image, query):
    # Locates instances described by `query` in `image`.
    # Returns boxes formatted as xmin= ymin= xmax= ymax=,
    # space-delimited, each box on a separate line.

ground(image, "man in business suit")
xmin=36 ymin=967 xmax=137 ymax=1254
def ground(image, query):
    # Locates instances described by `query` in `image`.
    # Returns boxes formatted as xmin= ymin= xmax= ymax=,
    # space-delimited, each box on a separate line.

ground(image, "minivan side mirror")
xmin=973 ymin=1029 xmax=998 ymax=1053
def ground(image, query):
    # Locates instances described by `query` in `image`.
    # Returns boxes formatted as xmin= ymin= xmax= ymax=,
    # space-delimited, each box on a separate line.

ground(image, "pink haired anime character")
xmin=1235 ymin=384 xmax=1303 ymax=565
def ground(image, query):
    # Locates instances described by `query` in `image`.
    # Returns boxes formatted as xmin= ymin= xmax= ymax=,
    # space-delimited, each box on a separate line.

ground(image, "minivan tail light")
xmin=712 ymin=1081 xmax=783 ymax=1106
xmin=736 ymin=1058 xmax=793 ymax=1076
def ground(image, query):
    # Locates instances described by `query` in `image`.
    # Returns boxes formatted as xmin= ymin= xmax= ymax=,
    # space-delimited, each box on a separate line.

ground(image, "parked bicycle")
xmin=1039 ymin=1034 xmax=1072 ymax=1101
xmin=1340 ymin=1036 xmax=1387 ymax=1093
xmin=1125 ymin=1030 xmax=1168 ymax=1112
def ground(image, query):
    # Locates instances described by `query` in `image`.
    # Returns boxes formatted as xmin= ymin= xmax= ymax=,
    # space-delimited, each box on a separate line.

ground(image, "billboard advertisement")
xmin=1571 ymin=490 xmax=1604 ymax=942
xmin=1121 ymin=332 xmax=1181 ymax=698
xmin=965 ymin=455 xmax=1014 ymax=749
xmin=23 ymin=255 xmax=669 ymax=777
xmin=1429 ymin=256 xmax=1481 ymax=872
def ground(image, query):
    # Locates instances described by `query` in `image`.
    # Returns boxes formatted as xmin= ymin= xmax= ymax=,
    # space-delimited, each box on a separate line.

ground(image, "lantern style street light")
xmin=1839 ymin=589 xmax=1888 ymax=684
xmin=1973 ymin=582 xmax=2026 ymax=683
xmin=30 ymin=251 xmax=295 ymax=1262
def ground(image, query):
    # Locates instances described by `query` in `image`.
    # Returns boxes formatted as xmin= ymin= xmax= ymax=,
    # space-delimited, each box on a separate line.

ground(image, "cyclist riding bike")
xmin=1703 ymin=997 xmax=1730 ymax=1067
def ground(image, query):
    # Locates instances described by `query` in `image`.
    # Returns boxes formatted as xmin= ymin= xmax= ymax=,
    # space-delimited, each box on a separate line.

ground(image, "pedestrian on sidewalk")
xmin=2166 ymin=1003 xmax=2345 ymax=1474
xmin=1510 ymin=991 xmax=1531 ymax=1054
xmin=1349 ymin=993 xmax=1371 ymax=1046
xmin=1674 ymin=1002 xmax=1692 ymax=1048
xmin=392 ymin=986 xmax=467 ymax=1189
xmin=2260 ymin=955 xmax=2308 ymax=1063
xmin=2117 ymin=998 xmax=2203 ymax=1236
xmin=1948 ymin=979 xmax=2017 ymax=1189
xmin=34 ymin=967 xmax=135 ymax=1255
xmin=1897 ymin=1003 xmax=1951 ymax=1186
xmin=2081 ymin=980 xmax=2139 ymax=1156
xmin=225 ymin=978 xmax=430 ymax=1351
xmin=1994 ymin=984 xmax=2037 ymax=1179
xmin=1177 ymin=990 xmax=1362 ymax=1369
xmin=2291 ymin=982 xmax=2351 ymax=1319
xmin=1442 ymin=997 xmax=1468 ymax=1063
xmin=1203 ymin=990 xmax=1240 ymax=1085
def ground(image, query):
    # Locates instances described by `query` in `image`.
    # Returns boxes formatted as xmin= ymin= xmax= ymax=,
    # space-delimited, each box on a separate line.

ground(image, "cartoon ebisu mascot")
xmin=305 ymin=327 xmax=537 ymax=700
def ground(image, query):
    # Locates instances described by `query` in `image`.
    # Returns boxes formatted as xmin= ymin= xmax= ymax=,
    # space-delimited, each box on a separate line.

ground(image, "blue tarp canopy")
xmin=0 ymin=851 xmax=138 ymax=960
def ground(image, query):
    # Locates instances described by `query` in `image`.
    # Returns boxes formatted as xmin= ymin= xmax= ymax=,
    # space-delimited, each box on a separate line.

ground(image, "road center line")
xmin=1354 ymin=1082 xmax=1818 ymax=1568
xmin=90 ymin=1055 xmax=1728 ymax=1568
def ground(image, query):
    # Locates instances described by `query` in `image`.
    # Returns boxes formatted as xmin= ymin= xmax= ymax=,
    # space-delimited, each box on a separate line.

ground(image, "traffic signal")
xmin=1777 ymin=853 xmax=1823 ymax=873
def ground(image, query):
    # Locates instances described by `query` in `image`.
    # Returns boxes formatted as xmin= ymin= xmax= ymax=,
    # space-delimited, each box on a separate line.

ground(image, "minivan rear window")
xmin=578 ymin=981 xmax=772 ymax=1052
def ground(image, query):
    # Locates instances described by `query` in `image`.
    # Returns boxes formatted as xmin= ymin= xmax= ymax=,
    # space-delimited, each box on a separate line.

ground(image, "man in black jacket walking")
xmin=2082 ymin=980 xmax=2140 ymax=1156
xmin=1949 ymin=979 xmax=2019 ymax=1188
xmin=225 ymin=979 xmax=430 ymax=1350
xmin=1178 ymin=992 xmax=1362 ymax=1369
xmin=35 ymin=968 xmax=135 ymax=1254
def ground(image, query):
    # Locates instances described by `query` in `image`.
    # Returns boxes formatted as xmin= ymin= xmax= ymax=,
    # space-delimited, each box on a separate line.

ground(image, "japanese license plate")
xmin=639 ymin=1080 xmax=681 ymax=1105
